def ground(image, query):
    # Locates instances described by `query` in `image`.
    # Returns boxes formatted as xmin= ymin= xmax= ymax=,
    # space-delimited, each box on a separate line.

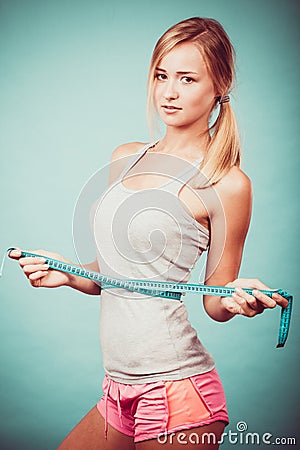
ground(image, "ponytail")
xmin=191 ymin=102 xmax=241 ymax=188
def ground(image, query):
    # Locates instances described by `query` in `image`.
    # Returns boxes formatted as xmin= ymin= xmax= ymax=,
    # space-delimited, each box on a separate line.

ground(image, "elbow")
xmin=203 ymin=295 xmax=236 ymax=322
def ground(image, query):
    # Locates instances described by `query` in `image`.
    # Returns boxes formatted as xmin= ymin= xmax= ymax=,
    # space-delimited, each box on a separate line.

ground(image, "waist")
xmin=99 ymin=290 xmax=215 ymax=383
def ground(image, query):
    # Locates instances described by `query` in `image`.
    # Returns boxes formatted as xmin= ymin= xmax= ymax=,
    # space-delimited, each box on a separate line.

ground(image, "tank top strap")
xmin=163 ymin=155 xmax=203 ymax=195
xmin=117 ymin=141 xmax=158 ymax=182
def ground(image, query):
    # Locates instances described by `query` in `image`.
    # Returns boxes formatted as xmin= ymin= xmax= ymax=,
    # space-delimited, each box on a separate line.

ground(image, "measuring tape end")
xmin=0 ymin=247 xmax=18 ymax=278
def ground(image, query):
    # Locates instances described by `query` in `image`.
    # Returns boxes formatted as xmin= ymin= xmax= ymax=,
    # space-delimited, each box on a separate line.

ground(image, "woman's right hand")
xmin=8 ymin=248 xmax=72 ymax=289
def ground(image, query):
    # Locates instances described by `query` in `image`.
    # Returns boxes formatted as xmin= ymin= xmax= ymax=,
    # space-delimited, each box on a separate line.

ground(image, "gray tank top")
xmin=93 ymin=142 xmax=215 ymax=383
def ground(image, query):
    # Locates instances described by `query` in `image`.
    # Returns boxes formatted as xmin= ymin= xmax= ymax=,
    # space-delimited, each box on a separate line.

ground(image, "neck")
xmin=156 ymin=126 xmax=210 ymax=159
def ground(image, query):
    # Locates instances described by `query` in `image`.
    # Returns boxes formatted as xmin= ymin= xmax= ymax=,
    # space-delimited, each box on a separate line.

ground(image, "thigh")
xmin=57 ymin=406 xmax=135 ymax=450
xmin=135 ymin=421 xmax=226 ymax=450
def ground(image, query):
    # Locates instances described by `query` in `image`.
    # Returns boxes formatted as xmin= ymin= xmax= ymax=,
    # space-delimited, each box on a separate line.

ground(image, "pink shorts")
xmin=97 ymin=368 xmax=229 ymax=443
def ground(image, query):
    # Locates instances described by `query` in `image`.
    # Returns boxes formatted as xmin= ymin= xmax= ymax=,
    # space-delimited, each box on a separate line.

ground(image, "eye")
xmin=155 ymin=73 xmax=167 ymax=81
xmin=181 ymin=76 xmax=194 ymax=84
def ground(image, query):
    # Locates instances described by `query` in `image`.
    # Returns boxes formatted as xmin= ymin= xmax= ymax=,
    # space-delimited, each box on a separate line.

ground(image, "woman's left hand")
xmin=220 ymin=278 xmax=289 ymax=317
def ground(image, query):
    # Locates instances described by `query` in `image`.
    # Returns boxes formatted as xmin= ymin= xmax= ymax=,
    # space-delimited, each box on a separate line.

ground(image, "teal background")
xmin=0 ymin=0 xmax=299 ymax=448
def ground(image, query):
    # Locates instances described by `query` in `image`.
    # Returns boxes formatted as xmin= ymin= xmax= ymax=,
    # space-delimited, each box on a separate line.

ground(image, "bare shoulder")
xmin=215 ymin=165 xmax=252 ymax=199
xmin=108 ymin=141 xmax=147 ymax=184
xmin=111 ymin=142 xmax=147 ymax=162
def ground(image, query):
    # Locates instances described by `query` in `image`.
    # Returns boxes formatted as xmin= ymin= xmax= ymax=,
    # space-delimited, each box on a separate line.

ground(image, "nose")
xmin=163 ymin=80 xmax=179 ymax=101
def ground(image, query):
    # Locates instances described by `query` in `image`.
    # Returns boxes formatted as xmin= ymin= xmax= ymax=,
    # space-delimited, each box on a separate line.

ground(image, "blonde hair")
xmin=147 ymin=17 xmax=241 ymax=186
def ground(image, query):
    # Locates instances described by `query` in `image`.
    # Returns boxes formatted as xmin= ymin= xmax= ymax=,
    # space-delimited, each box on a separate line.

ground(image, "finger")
xmin=23 ymin=264 xmax=49 ymax=275
xmin=221 ymin=296 xmax=242 ymax=315
xmin=271 ymin=292 xmax=289 ymax=308
xmin=28 ymin=271 xmax=49 ymax=281
xmin=252 ymin=300 xmax=265 ymax=315
xmin=19 ymin=257 xmax=47 ymax=267
xmin=232 ymin=291 xmax=257 ymax=317
xmin=8 ymin=248 xmax=22 ymax=259
xmin=31 ymin=279 xmax=41 ymax=288
xmin=235 ymin=287 xmax=261 ymax=310
xmin=252 ymin=289 xmax=281 ymax=309
xmin=252 ymin=289 xmax=277 ymax=308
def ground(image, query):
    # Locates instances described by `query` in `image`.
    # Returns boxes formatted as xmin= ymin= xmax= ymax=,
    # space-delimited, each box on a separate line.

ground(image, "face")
xmin=153 ymin=42 xmax=216 ymax=130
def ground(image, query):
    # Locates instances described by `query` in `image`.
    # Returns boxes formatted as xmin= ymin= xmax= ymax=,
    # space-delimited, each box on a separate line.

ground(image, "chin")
xmin=160 ymin=117 xmax=186 ymax=127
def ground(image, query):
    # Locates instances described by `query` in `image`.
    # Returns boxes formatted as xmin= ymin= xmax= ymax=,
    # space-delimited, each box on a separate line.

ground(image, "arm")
xmin=66 ymin=258 xmax=101 ymax=295
xmin=202 ymin=167 xmax=287 ymax=322
xmin=9 ymin=248 xmax=101 ymax=295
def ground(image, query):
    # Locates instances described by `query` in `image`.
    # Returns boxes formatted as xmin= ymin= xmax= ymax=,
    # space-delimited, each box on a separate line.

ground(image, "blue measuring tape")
xmin=3 ymin=248 xmax=293 ymax=348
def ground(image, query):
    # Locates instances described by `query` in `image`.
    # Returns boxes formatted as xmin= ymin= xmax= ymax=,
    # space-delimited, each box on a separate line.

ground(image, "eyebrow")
xmin=155 ymin=67 xmax=198 ymax=75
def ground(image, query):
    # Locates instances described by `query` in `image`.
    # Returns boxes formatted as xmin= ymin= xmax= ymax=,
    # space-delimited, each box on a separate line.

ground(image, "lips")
xmin=161 ymin=104 xmax=182 ymax=114
xmin=162 ymin=105 xmax=181 ymax=110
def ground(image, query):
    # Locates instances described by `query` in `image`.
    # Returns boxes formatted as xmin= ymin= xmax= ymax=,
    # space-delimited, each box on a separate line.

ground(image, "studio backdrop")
xmin=0 ymin=0 xmax=299 ymax=449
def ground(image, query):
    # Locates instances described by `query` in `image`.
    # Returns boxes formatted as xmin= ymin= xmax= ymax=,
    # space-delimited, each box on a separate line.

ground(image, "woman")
xmin=9 ymin=17 xmax=288 ymax=449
